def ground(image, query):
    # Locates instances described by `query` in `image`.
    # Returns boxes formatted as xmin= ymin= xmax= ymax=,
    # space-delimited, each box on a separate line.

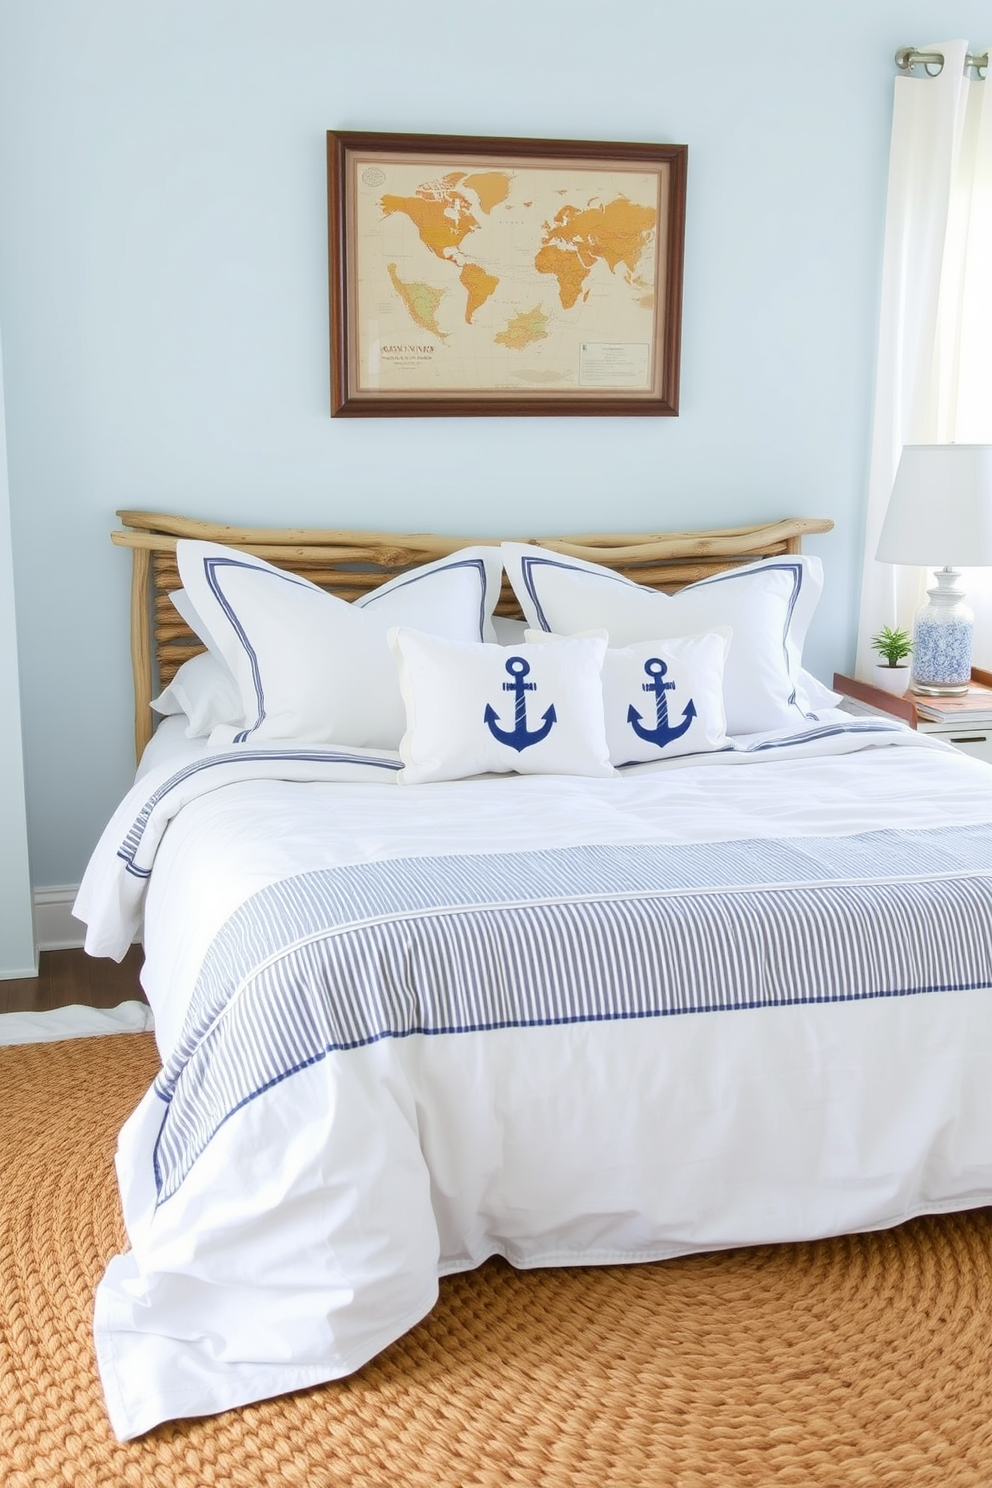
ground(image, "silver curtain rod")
xmin=895 ymin=46 xmax=988 ymax=76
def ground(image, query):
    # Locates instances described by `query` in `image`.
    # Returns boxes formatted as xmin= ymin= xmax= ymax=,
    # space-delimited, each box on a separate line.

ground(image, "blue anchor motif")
xmin=627 ymin=657 xmax=696 ymax=747
xmin=484 ymin=656 xmax=557 ymax=752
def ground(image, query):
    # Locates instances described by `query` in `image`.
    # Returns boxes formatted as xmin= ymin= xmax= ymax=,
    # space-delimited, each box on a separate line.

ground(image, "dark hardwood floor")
xmin=0 ymin=946 xmax=147 ymax=1015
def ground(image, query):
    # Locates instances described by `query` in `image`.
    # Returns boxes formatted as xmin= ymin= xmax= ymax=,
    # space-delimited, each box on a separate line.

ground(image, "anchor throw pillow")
xmin=175 ymin=540 xmax=504 ymax=748
xmin=388 ymin=628 xmax=614 ymax=784
xmin=526 ymin=628 xmax=731 ymax=765
xmin=502 ymin=544 xmax=824 ymax=737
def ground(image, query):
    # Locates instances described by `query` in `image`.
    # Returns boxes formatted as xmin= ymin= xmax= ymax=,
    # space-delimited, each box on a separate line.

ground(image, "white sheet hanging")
xmin=0 ymin=1001 xmax=154 ymax=1045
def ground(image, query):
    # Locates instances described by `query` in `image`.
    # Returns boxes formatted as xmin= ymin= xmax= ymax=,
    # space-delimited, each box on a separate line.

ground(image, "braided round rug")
xmin=3 ymin=1034 xmax=992 ymax=1488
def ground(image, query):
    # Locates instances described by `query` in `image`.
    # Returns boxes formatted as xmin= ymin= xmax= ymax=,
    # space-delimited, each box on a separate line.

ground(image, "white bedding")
xmin=0 ymin=1001 xmax=154 ymax=1045
xmin=74 ymin=714 xmax=992 ymax=1439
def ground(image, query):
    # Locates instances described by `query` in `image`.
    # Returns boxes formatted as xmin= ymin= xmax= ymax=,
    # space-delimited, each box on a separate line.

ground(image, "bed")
xmin=75 ymin=511 xmax=992 ymax=1441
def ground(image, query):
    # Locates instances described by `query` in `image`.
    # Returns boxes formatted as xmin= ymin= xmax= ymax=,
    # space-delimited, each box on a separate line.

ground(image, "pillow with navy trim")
xmin=176 ymin=540 xmax=504 ymax=748
xmin=169 ymin=586 xmax=232 ymax=675
xmin=503 ymin=544 xmax=824 ymax=736
xmin=388 ymin=628 xmax=614 ymax=784
xmin=150 ymin=650 xmax=245 ymax=739
xmin=798 ymin=668 xmax=842 ymax=710
xmin=526 ymin=628 xmax=731 ymax=765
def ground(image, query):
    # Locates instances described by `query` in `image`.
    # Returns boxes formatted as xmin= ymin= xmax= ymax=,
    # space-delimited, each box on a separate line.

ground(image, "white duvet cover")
xmin=74 ymin=714 xmax=992 ymax=1439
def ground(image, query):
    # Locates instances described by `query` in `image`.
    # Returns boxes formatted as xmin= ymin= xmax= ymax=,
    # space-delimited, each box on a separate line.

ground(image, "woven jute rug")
xmin=2 ymin=1035 xmax=992 ymax=1488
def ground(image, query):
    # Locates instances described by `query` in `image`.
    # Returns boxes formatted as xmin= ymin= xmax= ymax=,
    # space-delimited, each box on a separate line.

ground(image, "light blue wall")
xmin=0 ymin=0 xmax=988 ymax=886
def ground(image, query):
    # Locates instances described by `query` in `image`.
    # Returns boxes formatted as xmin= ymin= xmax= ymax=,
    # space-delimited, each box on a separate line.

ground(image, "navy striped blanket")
xmin=151 ymin=825 xmax=992 ymax=1203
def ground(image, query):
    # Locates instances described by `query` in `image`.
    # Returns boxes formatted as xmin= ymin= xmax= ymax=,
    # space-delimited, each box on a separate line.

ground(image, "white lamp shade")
xmin=875 ymin=444 xmax=992 ymax=567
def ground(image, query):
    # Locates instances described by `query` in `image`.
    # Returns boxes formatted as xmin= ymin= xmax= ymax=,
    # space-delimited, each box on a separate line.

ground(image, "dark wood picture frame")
xmin=327 ymin=131 xmax=687 ymax=418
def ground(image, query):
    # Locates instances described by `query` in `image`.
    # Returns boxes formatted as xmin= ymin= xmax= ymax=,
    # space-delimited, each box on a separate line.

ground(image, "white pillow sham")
xmin=169 ymin=587 xmax=231 ymax=673
xmin=176 ymin=540 xmax=504 ymax=748
xmin=150 ymin=650 xmax=244 ymax=739
xmin=491 ymin=614 xmax=528 ymax=645
xmin=388 ymin=627 xmax=614 ymax=785
xmin=798 ymin=667 xmax=842 ymax=710
xmin=526 ymin=628 xmax=731 ymax=765
xmin=503 ymin=545 xmax=823 ymax=736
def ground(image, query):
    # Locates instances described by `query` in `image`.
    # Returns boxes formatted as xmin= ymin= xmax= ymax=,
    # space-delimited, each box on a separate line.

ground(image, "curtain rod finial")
xmin=894 ymin=46 xmax=945 ymax=75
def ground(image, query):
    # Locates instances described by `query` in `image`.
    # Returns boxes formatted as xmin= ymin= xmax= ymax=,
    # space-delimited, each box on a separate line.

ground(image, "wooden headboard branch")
xmin=113 ymin=511 xmax=833 ymax=761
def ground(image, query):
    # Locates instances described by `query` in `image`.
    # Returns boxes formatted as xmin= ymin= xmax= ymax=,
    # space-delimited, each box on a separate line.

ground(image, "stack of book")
xmin=914 ymin=683 xmax=992 ymax=725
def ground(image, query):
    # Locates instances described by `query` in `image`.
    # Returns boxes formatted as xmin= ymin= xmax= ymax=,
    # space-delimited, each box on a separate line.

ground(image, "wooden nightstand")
xmin=833 ymin=669 xmax=992 ymax=765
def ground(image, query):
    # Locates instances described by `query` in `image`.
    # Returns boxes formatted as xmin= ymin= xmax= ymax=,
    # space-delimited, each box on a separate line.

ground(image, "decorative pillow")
xmin=175 ymin=540 xmax=504 ymax=748
xmin=798 ymin=668 xmax=842 ymax=710
xmin=150 ymin=650 xmax=245 ymax=739
xmin=388 ymin=628 xmax=614 ymax=784
xmin=526 ymin=628 xmax=731 ymax=764
xmin=492 ymin=614 xmax=528 ymax=645
xmin=168 ymin=587 xmax=230 ymax=672
xmin=502 ymin=545 xmax=824 ymax=736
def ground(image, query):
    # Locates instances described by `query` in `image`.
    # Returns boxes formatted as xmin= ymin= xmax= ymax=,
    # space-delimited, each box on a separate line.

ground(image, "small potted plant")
xmin=870 ymin=625 xmax=913 ymax=696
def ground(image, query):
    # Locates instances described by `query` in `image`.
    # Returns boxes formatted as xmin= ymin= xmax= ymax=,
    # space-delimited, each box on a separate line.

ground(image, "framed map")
xmin=327 ymin=131 xmax=687 ymax=418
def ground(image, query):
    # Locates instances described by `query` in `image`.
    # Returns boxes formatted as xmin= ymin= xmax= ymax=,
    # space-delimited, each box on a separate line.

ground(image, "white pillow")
xmin=526 ymin=628 xmax=731 ymax=765
xmin=169 ymin=587 xmax=230 ymax=671
xmin=798 ymin=667 xmax=842 ymax=710
xmin=388 ymin=628 xmax=614 ymax=785
xmin=150 ymin=651 xmax=245 ymax=739
xmin=503 ymin=545 xmax=823 ymax=736
xmin=492 ymin=614 xmax=528 ymax=645
xmin=176 ymin=540 xmax=504 ymax=748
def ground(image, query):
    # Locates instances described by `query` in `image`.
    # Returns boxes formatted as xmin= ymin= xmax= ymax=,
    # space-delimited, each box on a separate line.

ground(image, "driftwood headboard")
xmin=112 ymin=510 xmax=834 ymax=761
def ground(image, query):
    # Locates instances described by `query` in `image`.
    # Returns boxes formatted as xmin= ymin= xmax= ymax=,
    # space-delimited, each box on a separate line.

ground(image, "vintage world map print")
xmin=351 ymin=158 xmax=665 ymax=395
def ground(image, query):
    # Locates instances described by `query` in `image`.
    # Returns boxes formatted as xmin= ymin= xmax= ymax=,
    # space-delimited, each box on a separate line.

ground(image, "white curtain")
xmin=856 ymin=40 xmax=992 ymax=677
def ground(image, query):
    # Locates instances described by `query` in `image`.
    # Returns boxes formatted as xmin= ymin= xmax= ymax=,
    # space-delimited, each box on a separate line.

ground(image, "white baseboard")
xmin=33 ymin=884 xmax=85 ymax=952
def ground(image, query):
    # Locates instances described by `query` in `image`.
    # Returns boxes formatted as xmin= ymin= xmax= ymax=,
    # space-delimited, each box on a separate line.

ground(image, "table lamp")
xmin=875 ymin=444 xmax=992 ymax=695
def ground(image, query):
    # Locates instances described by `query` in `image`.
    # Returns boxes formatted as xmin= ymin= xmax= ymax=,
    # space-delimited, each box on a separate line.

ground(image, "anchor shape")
xmin=484 ymin=656 xmax=557 ymax=752
xmin=627 ymin=657 xmax=696 ymax=747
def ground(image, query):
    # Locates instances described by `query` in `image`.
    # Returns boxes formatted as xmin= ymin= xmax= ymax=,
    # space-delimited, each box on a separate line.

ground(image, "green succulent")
xmin=870 ymin=625 xmax=913 ymax=667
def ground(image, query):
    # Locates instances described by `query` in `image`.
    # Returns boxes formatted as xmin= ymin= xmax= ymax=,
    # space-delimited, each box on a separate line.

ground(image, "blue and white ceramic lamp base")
xmin=912 ymin=567 xmax=973 ymax=696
